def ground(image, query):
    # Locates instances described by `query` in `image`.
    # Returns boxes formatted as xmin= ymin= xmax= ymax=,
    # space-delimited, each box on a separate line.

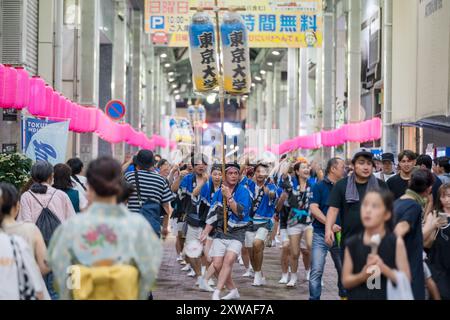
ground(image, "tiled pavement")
xmin=153 ymin=235 xmax=340 ymax=300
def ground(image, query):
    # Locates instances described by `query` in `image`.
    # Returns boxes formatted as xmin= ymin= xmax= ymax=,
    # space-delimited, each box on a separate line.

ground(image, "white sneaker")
xmin=306 ymin=269 xmax=311 ymax=281
xmin=286 ymin=274 xmax=298 ymax=287
xmin=201 ymin=266 xmax=206 ymax=276
xmin=212 ymin=290 xmax=221 ymax=300
xmin=252 ymin=272 xmax=267 ymax=286
xmin=208 ymin=278 xmax=216 ymax=287
xmin=176 ymin=254 xmax=183 ymax=262
xmin=238 ymin=256 xmax=244 ymax=265
xmin=221 ymin=288 xmax=240 ymax=300
xmin=198 ymin=277 xmax=215 ymax=292
xmin=279 ymin=273 xmax=289 ymax=284
xmin=188 ymin=269 xmax=196 ymax=277
xmin=242 ymin=267 xmax=254 ymax=278
xmin=181 ymin=264 xmax=191 ymax=271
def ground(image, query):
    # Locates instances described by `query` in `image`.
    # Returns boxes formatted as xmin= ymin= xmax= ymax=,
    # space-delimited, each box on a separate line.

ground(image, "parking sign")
xmin=151 ymin=16 xmax=165 ymax=29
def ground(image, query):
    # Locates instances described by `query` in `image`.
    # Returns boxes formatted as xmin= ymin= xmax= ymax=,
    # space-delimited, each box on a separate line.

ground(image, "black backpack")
xmin=28 ymin=191 xmax=61 ymax=246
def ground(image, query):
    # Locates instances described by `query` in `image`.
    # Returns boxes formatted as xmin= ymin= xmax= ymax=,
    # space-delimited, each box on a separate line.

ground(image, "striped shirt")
xmin=124 ymin=170 xmax=174 ymax=213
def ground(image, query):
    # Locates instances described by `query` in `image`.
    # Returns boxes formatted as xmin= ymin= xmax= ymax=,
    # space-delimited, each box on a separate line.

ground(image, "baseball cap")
xmin=352 ymin=148 xmax=374 ymax=162
xmin=381 ymin=153 xmax=395 ymax=163
xmin=133 ymin=150 xmax=154 ymax=169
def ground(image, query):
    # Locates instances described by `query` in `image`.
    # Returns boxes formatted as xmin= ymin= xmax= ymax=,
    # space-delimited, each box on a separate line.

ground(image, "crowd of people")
xmin=0 ymin=147 xmax=449 ymax=300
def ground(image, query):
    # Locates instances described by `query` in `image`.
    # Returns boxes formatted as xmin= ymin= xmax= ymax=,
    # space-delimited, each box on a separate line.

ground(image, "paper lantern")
xmin=69 ymin=104 xmax=81 ymax=132
xmin=0 ymin=64 xmax=6 ymax=108
xmin=37 ymin=85 xmax=54 ymax=117
xmin=370 ymin=118 xmax=382 ymax=140
xmin=14 ymin=67 xmax=30 ymax=109
xmin=221 ymin=11 xmax=251 ymax=95
xmin=50 ymin=91 xmax=61 ymax=119
xmin=1 ymin=66 xmax=18 ymax=109
xmin=28 ymin=76 xmax=46 ymax=115
xmin=188 ymin=12 xmax=219 ymax=93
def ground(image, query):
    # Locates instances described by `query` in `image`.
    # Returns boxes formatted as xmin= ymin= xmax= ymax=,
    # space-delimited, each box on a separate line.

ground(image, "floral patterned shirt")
xmin=47 ymin=203 xmax=162 ymax=300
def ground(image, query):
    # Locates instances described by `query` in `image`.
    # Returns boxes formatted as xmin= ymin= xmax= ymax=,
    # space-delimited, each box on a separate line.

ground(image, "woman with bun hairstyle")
xmin=47 ymin=157 xmax=163 ymax=300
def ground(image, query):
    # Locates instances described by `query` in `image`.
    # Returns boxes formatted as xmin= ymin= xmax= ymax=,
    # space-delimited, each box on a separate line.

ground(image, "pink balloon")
xmin=15 ymin=67 xmax=30 ymax=109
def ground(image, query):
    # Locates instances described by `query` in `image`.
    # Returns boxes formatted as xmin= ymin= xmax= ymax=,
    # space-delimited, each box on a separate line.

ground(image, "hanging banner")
xmin=221 ymin=11 xmax=251 ymax=94
xmin=189 ymin=12 xmax=220 ymax=93
xmin=23 ymin=117 xmax=70 ymax=165
xmin=145 ymin=0 xmax=323 ymax=48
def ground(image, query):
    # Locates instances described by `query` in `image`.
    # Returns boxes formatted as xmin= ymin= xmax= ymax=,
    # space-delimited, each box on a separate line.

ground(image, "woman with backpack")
xmin=47 ymin=157 xmax=162 ymax=300
xmin=17 ymin=161 xmax=76 ymax=299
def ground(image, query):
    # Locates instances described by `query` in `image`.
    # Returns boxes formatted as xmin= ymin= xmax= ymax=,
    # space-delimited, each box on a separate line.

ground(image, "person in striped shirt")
xmin=124 ymin=150 xmax=174 ymax=238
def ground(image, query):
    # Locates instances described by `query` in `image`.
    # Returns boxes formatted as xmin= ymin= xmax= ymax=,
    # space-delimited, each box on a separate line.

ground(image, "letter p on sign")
xmin=151 ymin=16 xmax=165 ymax=30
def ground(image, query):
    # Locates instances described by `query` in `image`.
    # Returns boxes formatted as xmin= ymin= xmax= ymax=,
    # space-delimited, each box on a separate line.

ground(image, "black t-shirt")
xmin=394 ymin=198 xmax=425 ymax=300
xmin=428 ymin=216 xmax=450 ymax=299
xmin=327 ymin=177 xmax=388 ymax=247
xmin=386 ymin=174 xmax=409 ymax=200
xmin=346 ymin=232 xmax=397 ymax=300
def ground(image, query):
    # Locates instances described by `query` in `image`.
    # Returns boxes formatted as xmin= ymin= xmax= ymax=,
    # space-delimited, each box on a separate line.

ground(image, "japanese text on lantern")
xmin=145 ymin=0 xmax=323 ymax=48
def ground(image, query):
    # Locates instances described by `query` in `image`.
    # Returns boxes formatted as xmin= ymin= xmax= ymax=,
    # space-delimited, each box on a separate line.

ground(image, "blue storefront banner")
xmin=23 ymin=117 xmax=70 ymax=165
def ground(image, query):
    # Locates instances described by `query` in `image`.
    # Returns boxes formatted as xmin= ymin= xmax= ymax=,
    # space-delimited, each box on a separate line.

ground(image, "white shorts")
xmin=244 ymin=226 xmax=269 ymax=248
xmin=280 ymin=228 xmax=289 ymax=244
xmin=185 ymin=225 xmax=202 ymax=244
xmin=209 ymin=238 xmax=242 ymax=257
xmin=287 ymin=224 xmax=312 ymax=249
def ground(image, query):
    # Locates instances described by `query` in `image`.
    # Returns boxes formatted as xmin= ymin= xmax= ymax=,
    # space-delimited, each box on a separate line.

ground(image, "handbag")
xmin=387 ymin=270 xmax=414 ymax=300
xmin=10 ymin=237 xmax=38 ymax=300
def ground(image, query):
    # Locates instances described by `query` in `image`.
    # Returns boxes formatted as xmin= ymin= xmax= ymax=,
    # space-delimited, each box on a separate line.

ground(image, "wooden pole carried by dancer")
xmin=190 ymin=1 xmax=245 ymax=233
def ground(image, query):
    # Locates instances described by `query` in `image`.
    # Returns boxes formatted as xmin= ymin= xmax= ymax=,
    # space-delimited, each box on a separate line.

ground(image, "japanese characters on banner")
xmin=189 ymin=12 xmax=219 ymax=93
xmin=145 ymin=0 xmax=323 ymax=48
xmin=221 ymin=12 xmax=251 ymax=94
xmin=23 ymin=117 xmax=70 ymax=165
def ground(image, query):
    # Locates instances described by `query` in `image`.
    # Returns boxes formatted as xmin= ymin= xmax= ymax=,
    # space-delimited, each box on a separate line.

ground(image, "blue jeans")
xmin=309 ymin=230 xmax=346 ymax=300
xmin=44 ymin=272 xmax=59 ymax=300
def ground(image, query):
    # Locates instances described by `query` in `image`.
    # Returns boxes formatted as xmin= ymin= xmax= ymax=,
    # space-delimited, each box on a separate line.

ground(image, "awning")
xmin=402 ymin=116 xmax=450 ymax=133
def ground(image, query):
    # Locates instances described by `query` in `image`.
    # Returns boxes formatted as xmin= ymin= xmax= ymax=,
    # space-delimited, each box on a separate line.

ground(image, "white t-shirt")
xmin=374 ymin=171 xmax=396 ymax=182
xmin=0 ymin=233 xmax=43 ymax=299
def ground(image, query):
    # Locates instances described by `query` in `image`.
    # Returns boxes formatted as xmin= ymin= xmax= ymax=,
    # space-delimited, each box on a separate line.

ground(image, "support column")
xmin=112 ymin=0 xmax=127 ymax=161
xmin=79 ymin=0 xmax=100 ymax=163
xmin=347 ymin=0 xmax=362 ymax=157
xmin=273 ymin=62 xmax=281 ymax=131
xmin=265 ymin=71 xmax=273 ymax=145
xmin=381 ymin=0 xmax=398 ymax=154
xmin=287 ymin=48 xmax=299 ymax=139
xmin=153 ymin=55 xmax=161 ymax=135
xmin=256 ymin=83 xmax=264 ymax=153
xmin=322 ymin=0 xmax=336 ymax=161
xmin=299 ymin=48 xmax=309 ymax=139
xmin=131 ymin=10 xmax=142 ymax=132
xmin=145 ymin=41 xmax=154 ymax=137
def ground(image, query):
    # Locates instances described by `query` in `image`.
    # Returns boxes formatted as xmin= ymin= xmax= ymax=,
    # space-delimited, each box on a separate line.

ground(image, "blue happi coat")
xmin=206 ymin=183 xmax=252 ymax=239
xmin=179 ymin=173 xmax=211 ymax=227
xmin=251 ymin=182 xmax=281 ymax=222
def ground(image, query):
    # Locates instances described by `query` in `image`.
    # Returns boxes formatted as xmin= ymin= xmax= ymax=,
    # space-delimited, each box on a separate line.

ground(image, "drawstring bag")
xmin=29 ymin=191 xmax=61 ymax=246
xmin=387 ymin=270 xmax=414 ymax=300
